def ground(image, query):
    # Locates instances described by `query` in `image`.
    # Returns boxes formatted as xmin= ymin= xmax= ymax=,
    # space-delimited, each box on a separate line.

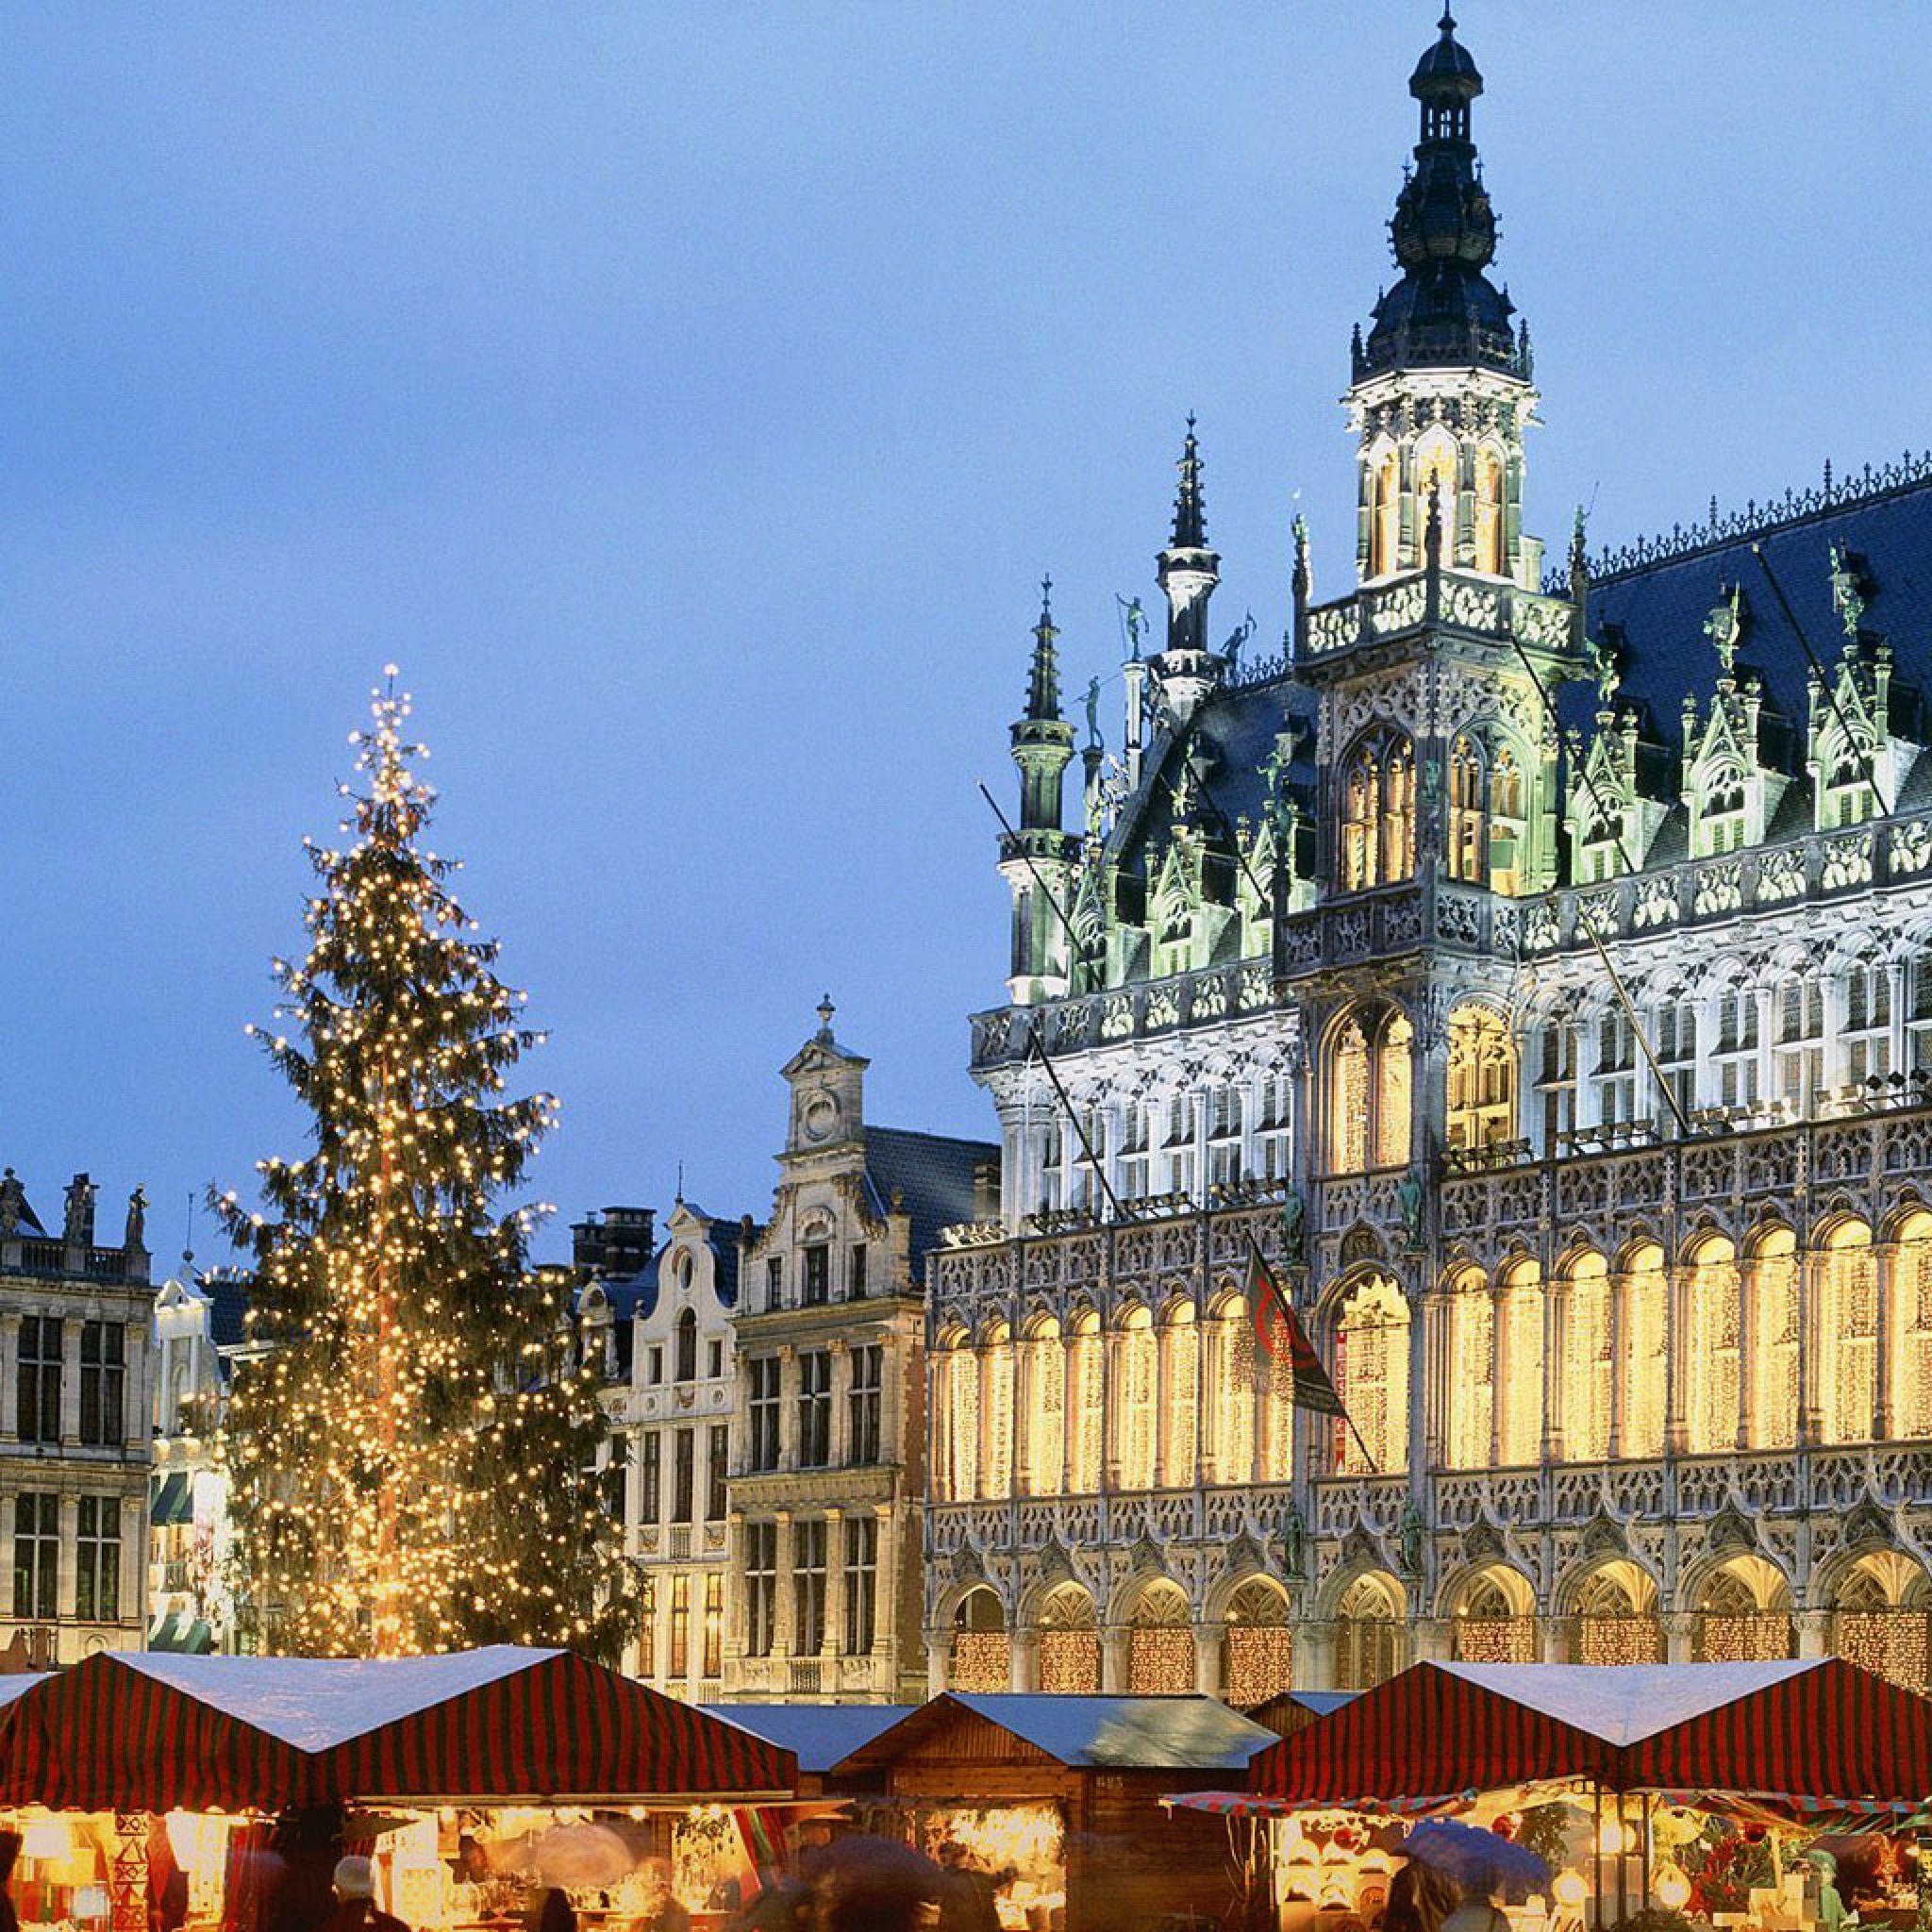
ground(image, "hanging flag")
xmin=1244 ymin=1239 xmax=1345 ymax=1419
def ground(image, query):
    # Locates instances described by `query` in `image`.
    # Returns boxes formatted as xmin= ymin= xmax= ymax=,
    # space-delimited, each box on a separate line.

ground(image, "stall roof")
xmin=836 ymin=1693 xmax=1275 ymax=1776
xmin=0 ymin=1644 xmax=795 ymax=1811
xmin=0 ymin=1675 xmax=46 ymax=1709
xmin=1248 ymin=1658 xmax=1932 ymax=1807
xmin=699 ymin=1704 xmax=913 ymax=1774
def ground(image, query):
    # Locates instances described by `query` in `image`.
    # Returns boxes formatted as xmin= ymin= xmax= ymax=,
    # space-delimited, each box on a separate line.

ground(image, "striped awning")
xmin=150 ymin=1473 xmax=192 ymax=1527
xmin=0 ymin=1646 xmax=794 ymax=1811
xmin=1247 ymin=1658 xmax=1932 ymax=1807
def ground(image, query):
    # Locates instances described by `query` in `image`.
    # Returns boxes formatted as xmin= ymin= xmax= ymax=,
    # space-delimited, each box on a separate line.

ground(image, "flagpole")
xmin=1241 ymin=1228 xmax=1378 ymax=1476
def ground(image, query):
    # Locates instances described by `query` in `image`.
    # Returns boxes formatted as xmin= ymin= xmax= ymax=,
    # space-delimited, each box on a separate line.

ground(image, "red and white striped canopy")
xmin=1246 ymin=1658 xmax=1932 ymax=1808
xmin=0 ymin=1646 xmax=794 ymax=1811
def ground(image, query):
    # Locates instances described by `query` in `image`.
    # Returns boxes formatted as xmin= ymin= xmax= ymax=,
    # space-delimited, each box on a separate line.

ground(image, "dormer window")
xmin=1579 ymin=804 xmax=1624 ymax=884
xmin=1822 ymin=751 xmax=1878 ymax=830
xmin=1703 ymin=765 xmax=1748 ymax=855
xmin=803 ymin=1244 xmax=829 ymax=1306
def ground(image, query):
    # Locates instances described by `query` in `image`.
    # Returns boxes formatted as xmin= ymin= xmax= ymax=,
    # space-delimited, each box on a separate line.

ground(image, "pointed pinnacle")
xmin=1170 ymin=416 xmax=1207 ymax=549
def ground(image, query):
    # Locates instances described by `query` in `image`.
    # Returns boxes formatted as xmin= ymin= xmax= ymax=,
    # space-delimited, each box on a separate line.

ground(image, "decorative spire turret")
xmin=1001 ymin=582 xmax=1080 ymax=1002
xmin=1171 ymin=414 xmax=1207 ymax=549
xmin=1356 ymin=8 xmax=1523 ymax=380
xmin=1150 ymin=418 xmax=1224 ymax=727
xmin=1025 ymin=575 xmax=1062 ymax=722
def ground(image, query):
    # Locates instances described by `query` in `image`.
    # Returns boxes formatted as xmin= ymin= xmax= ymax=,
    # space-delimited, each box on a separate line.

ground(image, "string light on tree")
xmin=218 ymin=668 xmax=632 ymax=1659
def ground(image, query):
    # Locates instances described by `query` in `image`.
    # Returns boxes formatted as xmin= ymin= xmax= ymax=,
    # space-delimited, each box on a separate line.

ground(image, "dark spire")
xmin=1025 ymin=574 xmax=1061 ymax=722
xmin=1356 ymin=9 xmax=1523 ymax=380
xmin=1170 ymin=415 xmax=1208 ymax=549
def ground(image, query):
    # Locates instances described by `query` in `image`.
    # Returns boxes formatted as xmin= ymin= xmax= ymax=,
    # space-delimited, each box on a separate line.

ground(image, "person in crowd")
xmin=0 ymin=1828 xmax=21 ymax=1932
xmin=638 ymin=1864 xmax=691 ymax=1932
xmin=530 ymin=1890 xmax=576 ymax=1932
xmin=730 ymin=1868 xmax=810 ymax=1932
xmin=319 ymin=1858 xmax=408 ymax=1932
xmin=936 ymin=1847 xmax=1002 ymax=1932
xmin=1438 ymin=1880 xmax=1508 ymax=1932
xmin=1385 ymin=1858 xmax=1460 ymax=1932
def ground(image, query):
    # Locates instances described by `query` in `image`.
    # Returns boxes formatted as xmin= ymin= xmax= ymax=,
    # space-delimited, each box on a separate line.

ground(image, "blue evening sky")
xmin=3 ymin=5 xmax=1926 ymax=1264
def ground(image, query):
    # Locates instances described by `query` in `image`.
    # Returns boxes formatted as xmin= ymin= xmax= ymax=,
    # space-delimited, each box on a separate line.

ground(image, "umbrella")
xmin=800 ymin=1836 xmax=945 ymax=1908
xmin=522 ymin=1824 xmax=644 ymax=1888
xmin=1402 ymin=1820 xmax=1552 ymax=1898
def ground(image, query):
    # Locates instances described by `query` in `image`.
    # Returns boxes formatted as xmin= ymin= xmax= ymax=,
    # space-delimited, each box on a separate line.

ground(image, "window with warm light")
xmin=1370 ymin=447 xmax=1401 ymax=577
xmin=1692 ymin=1557 xmax=1792 ymax=1662
xmin=1684 ymin=1238 xmax=1740 ymax=1455
xmin=1446 ymin=1006 xmax=1516 ymax=1152
xmin=1067 ymin=1311 xmax=1103 ymax=1493
xmin=1334 ymin=1573 xmax=1404 ymax=1689
xmin=1037 ymin=1584 xmax=1100 ymax=1694
xmin=1748 ymin=1226 xmax=1800 ymax=1449
xmin=1497 ymin=1258 xmax=1544 ymax=1466
xmin=1223 ymin=1577 xmax=1293 ymax=1706
xmin=1126 ymin=1580 xmax=1193 ymax=1693
xmin=1899 ymin=1213 xmax=1932 ymax=1439
xmin=1444 ymin=1271 xmax=1493 ymax=1471
xmin=949 ymin=1586 xmax=1009 ymax=1693
xmin=1473 ymin=445 xmax=1505 ymax=574
xmin=1328 ymin=1006 xmax=1413 ymax=1173
xmin=1333 ymin=1274 xmax=1408 ymax=1475
xmin=1416 ymin=434 xmax=1457 ymax=560
xmin=1574 ymin=1562 xmax=1662 ymax=1664
xmin=1159 ymin=1304 xmax=1198 ymax=1485
xmin=1024 ymin=1317 xmax=1064 ymax=1495
xmin=1831 ymin=1556 xmax=1932 ymax=1692
xmin=1451 ymin=1568 xmax=1534 ymax=1662
xmin=1339 ymin=730 xmax=1417 ymax=891
xmin=981 ymin=1323 xmax=1014 ymax=1499
xmin=1621 ymin=1246 xmax=1667 ymax=1458
xmin=1821 ymin=1219 xmax=1877 ymax=1444
xmin=1561 ymin=1250 xmax=1612 ymax=1462
xmin=1116 ymin=1307 xmax=1157 ymax=1490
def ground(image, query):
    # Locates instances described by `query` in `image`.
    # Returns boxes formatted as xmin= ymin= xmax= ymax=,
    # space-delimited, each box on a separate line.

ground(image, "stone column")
xmin=58 ymin=1492 xmax=79 ymax=1621
xmin=827 ymin=1341 xmax=850 ymax=1469
xmin=0 ymin=1312 xmax=20 ymax=1442
xmin=1103 ymin=1327 xmax=1123 ymax=1489
xmin=1664 ymin=1250 xmax=1690 ymax=1457
xmin=1662 ymin=1611 xmax=1695 ymax=1665
xmin=1607 ymin=1269 xmax=1629 ymax=1459
xmin=1798 ymin=1243 xmax=1823 ymax=1445
xmin=1012 ymin=1338 xmax=1033 ymax=1498
xmin=1009 ymin=1627 xmax=1040 ymax=1692
xmin=120 ymin=1492 xmax=143 ymax=1638
xmin=777 ymin=1345 xmax=798 ymax=1473
xmin=60 ymin=1323 xmax=82 ymax=1447
xmin=1191 ymin=1623 xmax=1222 ymax=1697
xmin=874 ymin=1502 xmax=900 ymax=1687
xmin=1099 ymin=1624 xmax=1129 ymax=1694
xmin=773 ymin=1510 xmax=795 ymax=1659
xmin=1795 ymin=1607 xmax=1830 ymax=1659
xmin=1293 ymin=1619 xmax=1336 ymax=1692
xmin=1060 ymin=1331 xmax=1080 ymax=1494
xmin=1153 ymin=1319 xmax=1172 ymax=1489
xmin=822 ymin=1507 xmax=845 ymax=1660
xmin=121 ymin=1320 xmax=146 ymax=1453
xmin=1876 ymin=1241 xmax=1903 ymax=1441
xmin=924 ymin=1631 xmax=948 ymax=1696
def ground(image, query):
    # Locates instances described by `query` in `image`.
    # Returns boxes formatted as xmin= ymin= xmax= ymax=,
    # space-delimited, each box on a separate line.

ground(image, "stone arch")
xmin=1322 ymin=1269 xmax=1410 ymax=1476
xmin=1442 ymin=1560 xmax=1537 ymax=1662
xmin=946 ymin=1582 xmax=1010 ymax=1693
xmin=1824 ymin=1549 xmax=1932 ymax=1691
xmin=1337 ymin=727 xmax=1417 ymax=894
xmin=1816 ymin=1213 xmax=1878 ymax=1445
xmin=1328 ymin=1568 xmax=1407 ymax=1691
xmin=1561 ymin=1556 xmax=1662 ymax=1664
xmin=1029 ymin=1580 xmax=1102 ymax=1695
xmin=1220 ymin=1574 xmax=1294 ymax=1707
xmin=1324 ymin=997 xmax=1416 ymax=1173
xmin=1123 ymin=1575 xmax=1195 ymax=1694
xmin=1686 ymin=1553 xmax=1795 ymax=1662
xmin=933 ymin=1323 xmax=979 ymax=1503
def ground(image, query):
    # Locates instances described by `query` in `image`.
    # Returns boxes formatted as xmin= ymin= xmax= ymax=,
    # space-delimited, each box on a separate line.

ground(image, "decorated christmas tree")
xmin=220 ymin=670 xmax=630 ymax=1658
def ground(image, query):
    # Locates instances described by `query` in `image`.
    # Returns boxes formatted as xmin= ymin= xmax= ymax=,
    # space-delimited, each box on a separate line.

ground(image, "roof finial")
xmin=1439 ymin=8 xmax=1456 ymax=33
xmin=1025 ymin=576 xmax=1062 ymax=722
xmin=815 ymin=993 xmax=836 ymax=1041
xmin=1170 ymin=415 xmax=1207 ymax=549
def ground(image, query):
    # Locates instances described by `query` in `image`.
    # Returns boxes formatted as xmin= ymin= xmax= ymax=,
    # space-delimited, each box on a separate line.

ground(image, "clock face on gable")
xmin=801 ymin=1090 xmax=841 ymax=1143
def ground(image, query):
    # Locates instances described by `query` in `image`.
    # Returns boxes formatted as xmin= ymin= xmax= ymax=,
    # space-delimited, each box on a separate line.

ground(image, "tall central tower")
xmin=1349 ymin=10 xmax=1541 ymax=590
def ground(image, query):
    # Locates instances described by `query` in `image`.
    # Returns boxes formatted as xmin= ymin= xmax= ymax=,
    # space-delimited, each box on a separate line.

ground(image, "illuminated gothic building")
xmin=924 ymin=14 xmax=1932 ymax=1702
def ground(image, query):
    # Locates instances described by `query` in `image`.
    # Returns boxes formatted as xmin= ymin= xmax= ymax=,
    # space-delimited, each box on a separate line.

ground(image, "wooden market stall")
xmin=827 ymin=1691 xmax=1276 ymax=1932
xmin=0 ymin=1646 xmax=796 ymax=1932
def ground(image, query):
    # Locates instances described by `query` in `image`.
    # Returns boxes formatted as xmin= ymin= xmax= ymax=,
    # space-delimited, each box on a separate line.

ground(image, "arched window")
xmin=1473 ymin=445 xmax=1505 ymax=575
xmin=1451 ymin=1565 xmax=1535 ymax=1662
xmin=1334 ymin=1274 xmax=1409 ymax=1475
xmin=1370 ymin=447 xmax=1401 ymax=578
xmin=938 ymin=1331 xmax=979 ymax=1503
xmin=1037 ymin=1585 xmax=1101 ymax=1694
xmin=1621 ymin=1243 xmax=1668 ymax=1458
xmin=1897 ymin=1211 xmax=1932 ymax=1440
xmin=949 ymin=1587 xmax=1009 ymax=1693
xmin=1561 ymin=1250 xmax=1612 ymax=1461
xmin=1490 ymin=746 xmax=1525 ymax=892
xmin=1574 ymin=1561 xmax=1662 ymax=1664
xmin=1126 ymin=1580 xmax=1193 ymax=1693
xmin=1205 ymin=1292 xmax=1256 ymax=1485
xmin=1115 ymin=1307 xmax=1157 ymax=1491
xmin=1830 ymin=1554 xmax=1932 ymax=1692
xmin=674 ymin=1307 xmax=698 ymax=1384
xmin=1843 ymin=955 xmax=1893 ymax=1089
xmin=1158 ymin=1302 xmax=1198 ymax=1487
xmin=1496 ymin=1257 xmax=1544 ymax=1466
xmin=1024 ymin=1317 xmax=1065 ymax=1496
xmin=981 ymin=1322 xmax=1014 ymax=1499
xmin=1821 ymin=1220 xmax=1877 ymax=1444
xmin=1747 ymin=1226 xmax=1800 ymax=1448
xmin=1692 ymin=1557 xmax=1793 ymax=1662
xmin=1066 ymin=1310 xmax=1104 ymax=1493
xmin=1683 ymin=1237 xmax=1740 ymax=1455
xmin=1447 ymin=1006 xmax=1517 ymax=1152
xmin=1449 ymin=735 xmax=1487 ymax=883
xmin=1224 ymin=1578 xmax=1293 ymax=1707
xmin=1701 ymin=762 xmax=1749 ymax=856
xmin=1339 ymin=731 xmax=1417 ymax=891
xmin=1334 ymin=1573 xmax=1404 ymax=1690
xmin=1444 ymin=1270 xmax=1493 ymax=1471
xmin=1329 ymin=1006 xmax=1414 ymax=1174
xmin=1416 ymin=433 xmax=1457 ymax=562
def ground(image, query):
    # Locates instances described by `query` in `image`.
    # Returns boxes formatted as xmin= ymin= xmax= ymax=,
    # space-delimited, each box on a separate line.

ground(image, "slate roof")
xmin=833 ymin=1692 xmax=1275 ymax=1774
xmin=698 ymin=1702 xmax=913 ymax=1773
xmin=861 ymin=1126 xmax=1000 ymax=1264
xmin=204 ymin=1273 xmax=253 ymax=1351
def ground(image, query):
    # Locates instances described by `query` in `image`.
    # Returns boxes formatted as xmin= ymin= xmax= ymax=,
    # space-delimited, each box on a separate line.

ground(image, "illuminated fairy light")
xmin=217 ymin=673 xmax=633 ymax=1660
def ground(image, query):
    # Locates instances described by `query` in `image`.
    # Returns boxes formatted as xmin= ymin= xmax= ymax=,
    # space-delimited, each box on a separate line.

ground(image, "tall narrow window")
xmin=1417 ymin=437 xmax=1457 ymax=561
xmin=1774 ymin=973 xmax=1825 ymax=1115
xmin=743 ymin=1523 xmax=776 ymax=1657
xmin=1383 ymin=740 xmax=1417 ymax=884
xmin=1116 ymin=1308 xmax=1158 ymax=1491
xmin=1621 ymin=1246 xmax=1668 ymax=1457
xmin=639 ymin=1576 xmax=658 ymax=1676
xmin=1330 ymin=1008 xmax=1413 ymax=1172
xmin=1447 ymin=1006 xmax=1517 ymax=1152
xmin=1654 ymin=999 xmax=1699 ymax=1127
xmin=641 ymin=1434 xmax=662 ymax=1524
xmin=1715 ymin=988 xmax=1762 ymax=1109
xmin=1844 ymin=958 xmax=1894 ymax=1089
xmin=18 ymin=1318 xmax=61 ymax=1446
xmin=1067 ymin=1314 xmax=1103 ymax=1493
xmin=1332 ymin=1018 xmax=1372 ymax=1172
xmin=1334 ymin=1274 xmax=1408 ymax=1475
xmin=797 ymin=1351 xmax=832 ymax=1467
xmin=982 ymin=1325 xmax=1014 ymax=1498
xmin=765 ymin=1256 xmax=782 ymax=1309
xmin=668 ymin=1574 xmax=690 ymax=1679
xmin=703 ymin=1574 xmax=724 ymax=1678
xmin=1497 ymin=1260 xmax=1544 ymax=1466
xmin=849 ymin=1243 xmax=868 ymax=1299
xmin=1449 ymin=736 xmax=1488 ymax=883
xmin=802 ymin=1246 xmax=829 ymax=1306
xmin=12 ymin=1493 xmax=56 ymax=1621
xmin=1490 ymin=745 xmax=1525 ymax=892
xmin=672 ymin=1427 xmax=694 ymax=1524
xmin=1377 ymin=1014 xmax=1414 ymax=1167
xmin=793 ymin=1519 xmax=827 ymax=1656
xmin=1445 ymin=1274 xmax=1494 ymax=1470
xmin=843 ymin=1514 xmax=877 ymax=1655
xmin=1684 ymin=1239 xmax=1740 ymax=1455
xmin=1822 ymin=1220 xmax=1878 ymax=1444
xmin=1160 ymin=1306 xmax=1198 ymax=1485
xmin=1473 ymin=445 xmax=1505 ymax=574
xmin=707 ymin=1423 xmax=729 ymax=1521
xmin=1342 ymin=752 xmax=1377 ymax=891
xmin=943 ymin=1339 xmax=980 ymax=1500
xmin=848 ymin=1343 xmax=883 ymax=1466
xmin=1371 ymin=448 xmax=1401 ymax=578
xmin=1025 ymin=1319 xmax=1065 ymax=1494
xmin=748 ymin=1358 xmax=781 ymax=1473
xmin=1563 ymin=1252 xmax=1613 ymax=1460
xmin=78 ymin=1321 xmax=125 ymax=1447
xmin=674 ymin=1308 xmax=697 ymax=1383
xmin=1595 ymin=1006 xmax=1639 ymax=1124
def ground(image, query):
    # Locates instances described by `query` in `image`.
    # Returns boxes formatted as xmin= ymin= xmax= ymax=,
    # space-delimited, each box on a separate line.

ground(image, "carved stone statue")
xmin=1400 ymin=1502 xmax=1425 ymax=1577
xmin=1703 ymin=583 xmax=1746 ymax=677
xmin=62 ymin=1173 xmax=95 ymax=1246
xmin=1117 ymin=593 xmax=1147 ymax=658
xmin=1279 ymin=1189 xmax=1307 ymax=1267
xmin=1282 ymin=1505 xmax=1307 ymax=1581
xmin=0 ymin=1169 xmax=22 ymax=1236
xmin=1222 ymin=610 xmax=1257 ymax=670
xmin=1395 ymin=1170 xmax=1424 ymax=1251
xmin=124 ymin=1186 xmax=148 ymax=1253
xmin=1083 ymin=675 xmax=1103 ymax=752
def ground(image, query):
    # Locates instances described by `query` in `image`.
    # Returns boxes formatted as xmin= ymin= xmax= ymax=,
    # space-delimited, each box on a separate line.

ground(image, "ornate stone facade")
xmin=0 ymin=1169 xmax=153 ymax=1665
xmin=930 ymin=15 xmax=1932 ymax=1705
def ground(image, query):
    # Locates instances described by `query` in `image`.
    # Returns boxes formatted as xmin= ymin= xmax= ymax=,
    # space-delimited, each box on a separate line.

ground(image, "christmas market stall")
xmin=1198 ymin=1658 xmax=1932 ymax=1932
xmin=697 ymin=1705 xmax=913 ymax=1800
xmin=826 ymin=1691 xmax=1276 ymax=1932
xmin=0 ymin=1646 xmax=796 ymax=1932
